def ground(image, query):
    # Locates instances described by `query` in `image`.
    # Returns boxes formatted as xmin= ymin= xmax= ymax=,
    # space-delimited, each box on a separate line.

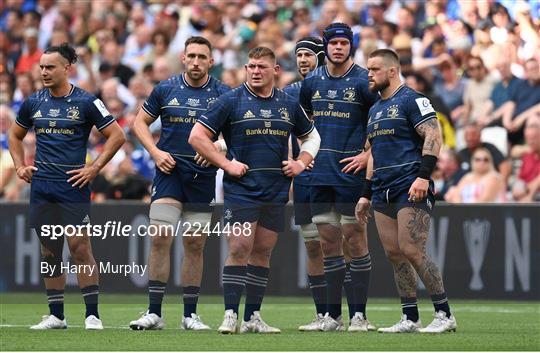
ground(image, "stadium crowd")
xmin=0 ymin=0 xmax=539 ymax=203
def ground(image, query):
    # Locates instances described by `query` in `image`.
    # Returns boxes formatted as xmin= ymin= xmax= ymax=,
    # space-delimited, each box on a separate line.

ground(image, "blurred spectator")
xmin=0 ymin=105 xmax=16 ymax=199
xmin=434 ymin=148 xmax=466 ymax=201
xmin=144 ymin=30 xmax=182 ymax=75
xmin=122 ymin=25 xmax=153 ymax=72
xmin=434 ymin=59 xmax=467 ymax=123
xmin=445 ymin=147 xmax=506 ymax=203
xmin=477 ymin=55 xmax=520 ymax=128
xmin=502 ymin=58 xmax=540 ymax=145
xmin=462 ymin=56 xmax=497 ymax=125
xmin=15 ymin=28 xmax=42 ymax=74
xmin=11 ymin=72 xmax=35 ymax=114
xmin=101 ymin=41 xmax=135 ymax=87
xmin=512 ymin=117 xmax=540 ymax=202
xmin=458 ymin=122 xmax=511 ymax=182
xmin=107 ymin=157 xmax=150 ymax=201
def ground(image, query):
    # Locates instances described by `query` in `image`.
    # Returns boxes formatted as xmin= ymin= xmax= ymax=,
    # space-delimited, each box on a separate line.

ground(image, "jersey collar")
xmin=244 ymin=82 xmax=275 ymax=99
xmin=324 ymin=63 xmax=355 ymax=79
xmin=182 ymin=73 xmax=211 ymax=89
xmin=48 ymin=84 xmax=75 ymax=99
xmin=380 ymin=84 xmax=405 ymax=101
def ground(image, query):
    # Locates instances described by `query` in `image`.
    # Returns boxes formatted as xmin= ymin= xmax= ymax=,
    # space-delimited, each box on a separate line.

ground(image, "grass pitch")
xmin=1 ymin=293 xmax=539 ymax=351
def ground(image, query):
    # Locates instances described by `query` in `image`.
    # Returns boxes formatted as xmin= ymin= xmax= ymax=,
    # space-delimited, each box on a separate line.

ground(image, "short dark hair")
xmin=44 ymin=43 xmax=78 ymax=64
xmin=185 ymin=36 xmax=212 ymax=52
xmin=369 ymin=48 xmax=400 ymax=66
xmin=247 ymin=46 xmax=276 ymax=62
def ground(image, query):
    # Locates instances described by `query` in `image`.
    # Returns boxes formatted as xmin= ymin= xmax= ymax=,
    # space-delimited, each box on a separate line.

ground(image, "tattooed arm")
xmin=408 ymin=118 xmax=442 ymax=202
xmin=416 ymin=118 xmax=442 ymax=158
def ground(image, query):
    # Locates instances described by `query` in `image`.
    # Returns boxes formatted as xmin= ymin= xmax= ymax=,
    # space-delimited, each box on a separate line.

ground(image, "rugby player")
xmin=299 ymin=23 xmax=378 ymax=332
xmin=9 ymin=43 xmax=125 ymax=330
xmin=189 ymin=47 xmax=320 ymax=334
xmin=129 ymin=36 xmax=230 ymax=331
xmin=357 ymin=49 xmax=457 ymax=333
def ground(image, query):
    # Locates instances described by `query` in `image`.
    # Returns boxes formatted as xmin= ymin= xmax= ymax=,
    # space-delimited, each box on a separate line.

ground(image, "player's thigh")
xmin=182 ymin=172 xmax=215 ymax=215
xmin=374 ymin=210 xmax=400 ymax=261
xmin=310 ymin=185 xmax=338 ymax=224
xmin=226 ymin=220 xmax=257 ymax=257
xmin=150 ymin=198 xmax=181 ymax=248
xmin=396 ymin=206 xmax=431 ymax=254
xmin=151 ymin=167 xmax=183 ymax=203
xmin=258 ymin=203 xmax=287 ymax=233
xmin=252 ymin=223 xmax=279 ymax=256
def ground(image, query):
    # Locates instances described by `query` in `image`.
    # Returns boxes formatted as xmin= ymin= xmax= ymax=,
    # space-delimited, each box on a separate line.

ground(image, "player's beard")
xmin=369 ymin=77 xmax=390 ymax=93
xmin=186 ymin=69 xmax=206 ymax=82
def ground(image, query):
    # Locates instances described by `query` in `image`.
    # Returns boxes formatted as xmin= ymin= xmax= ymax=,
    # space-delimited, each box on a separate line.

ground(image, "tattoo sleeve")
xmin=415 ymin=118 xmax=442 ymax=157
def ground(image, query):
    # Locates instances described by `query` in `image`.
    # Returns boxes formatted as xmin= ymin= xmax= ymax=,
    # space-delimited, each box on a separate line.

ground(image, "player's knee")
xmin=41 ymin=253 xmax=63 ymax=277
xmin=384 ymin=248 xmax=405 ymax=264
xmin=228 ymin=242 xmax=251 ymax=262
xmin=300 ymin=223 xmax=319 ymax=242
xmin=69 ymin=241 xmax=93 ymax=264
xmin=305 ymin=241 xmax=322 ymax=260
xmin=400 ymin=244 xmax=422 ymax=263
xmin=183 ymin=236 xmax=205 ymax=255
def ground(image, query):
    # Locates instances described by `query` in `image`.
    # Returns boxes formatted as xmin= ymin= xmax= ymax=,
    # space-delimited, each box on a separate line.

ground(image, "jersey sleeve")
xmin=197 ymin=95 xmax=231 ymax=136
xmin=292 ymin=102 xmax=315 ymax=137
xmin=407 ymin=94 xmax=437 ymax=128
xmin=15 ymin=99 xmax=33 ymax=129
xmin=87 ymin=97 xmax=116 ymax=131
xmin=299 ymin=79 xmax=313 ymax=114
xmin=141 ymin=84 xmax=163 ymax=119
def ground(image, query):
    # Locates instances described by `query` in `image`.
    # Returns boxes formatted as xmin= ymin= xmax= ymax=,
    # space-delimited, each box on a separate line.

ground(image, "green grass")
xmin=1 ymin=294 xmax=539 ymax=351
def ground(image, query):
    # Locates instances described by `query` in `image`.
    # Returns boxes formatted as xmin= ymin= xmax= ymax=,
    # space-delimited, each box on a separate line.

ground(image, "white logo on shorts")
xmin=224 ymin=209 xmax=233 ymax=220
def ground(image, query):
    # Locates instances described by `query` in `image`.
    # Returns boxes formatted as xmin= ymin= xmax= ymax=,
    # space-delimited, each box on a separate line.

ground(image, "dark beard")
xmin=369 ymin=78 xmax=390 ymax=93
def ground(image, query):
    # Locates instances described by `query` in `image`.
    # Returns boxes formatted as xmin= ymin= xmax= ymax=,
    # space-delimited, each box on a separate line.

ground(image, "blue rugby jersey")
xmin=16 ymin=85 xmax=115 ymax=181
xmin=283 ymin=80 xmax=310 ymax=186
xmin=299 ymin=64 xmax=378 ymax=186
xmin=198 ymin=83 xmax=314 ymax=203
xmin=367 ymin=85 xmax=437 ymax=192
xmin=142 ymin=74 xmax=230 ymax=174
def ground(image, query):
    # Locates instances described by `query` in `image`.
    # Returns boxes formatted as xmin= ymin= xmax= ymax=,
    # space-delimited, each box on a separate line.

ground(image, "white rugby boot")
xmin=84 ymin=315 xmax=103 ymax=330
xmin=30 ymin=315 xmax=67 ymax=330
xmin=378 ymin=314 xmax=421 ymax=333
xmin=298 ymin=313 xmax=325 ymax=331
xmin=129 ymin=311 xmax=164 ymax=330
xmin=348 ymin=312 xmax=369 ymax=332
xmin=240 ymin=311 xmax=281 ymax=334
xmin=419 ymin=311 xmax=457 ymax=333
xmin=218 ymin=309 xmax=238 ymax=334
xmin=181 ymin=313 xmax=211 ymax=330
xmin=319 ymin=313 xmax=345 ymax=331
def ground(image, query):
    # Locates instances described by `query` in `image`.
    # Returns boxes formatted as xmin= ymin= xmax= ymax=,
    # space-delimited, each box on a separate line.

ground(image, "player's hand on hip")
xmin=408 ymin=177 xmax=429 ymax=202
xmin=355 ymin=197 xmax=371 ymax=224
xmin=194 ymin=153 xmax=211 ymax=167
xmin=224 ymin=159 xmax=249 ymax=178
xmin=152 ymin=149 xmax=176 ymax=174
xmin=66 ymin=164 xmax=100 ymax=188
xmin=306 ymin=160 xmax=315 ymax=170
xmin=16 ymin=166 xmax=38 ymax=183
xmin=340 ymin=152 xmax=368 ymax=174
xmin=282 ymin=158 xmax=306 ymax=177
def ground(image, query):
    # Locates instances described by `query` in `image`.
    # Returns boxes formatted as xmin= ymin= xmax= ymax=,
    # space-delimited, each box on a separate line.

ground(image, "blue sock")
xmin=148 ymin=280 xmax=166 ymax=317
xmin=401 ymin=297 xmax=419 ymax=322
xmin=308 ymin=275 xmax=327 ymax=315
xmin=350 ymin=253 xmax=372 ymax=318
xmin=222 ymin=265 xmax=246 ymax=314
xmin=343 ymin=265 xmax=355 ymax=319
xmin=431 ymin=292 xmax=451 ymax=318
xmin=47 ymin=289 xmax=64 ymax=320
xmin=324 ymin=255 xmax=346 ymax=319
xmin=81 ymin=285 xmax=99 ymax=318
xmin=244 ymin=265 xmax=269 ymax=321
xmin=183 ymin=286 xmax=199 ymax=318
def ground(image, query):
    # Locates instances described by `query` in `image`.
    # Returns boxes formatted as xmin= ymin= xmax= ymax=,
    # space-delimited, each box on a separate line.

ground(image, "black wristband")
xmin=361 ymin=179 xmax=373 ymax=200
xmin=418 ymin=155 xmax=438 ymax=180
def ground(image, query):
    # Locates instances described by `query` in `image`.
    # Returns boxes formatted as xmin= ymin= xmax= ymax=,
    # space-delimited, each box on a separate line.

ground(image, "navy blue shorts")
xmin=151 ymin=167 xmax=215 ymax=213
xmin=293 ymin=181 xmax=312 ymax=225
xmin=310 ymin=183 xmax=363 ymax=217
xmin=29 ymin=179 xmax=91 ymax=229
xmin=372 ymin=184 xmax=435 ymax=219
xmin=223 ymin=198 xmax=286 ymax=233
